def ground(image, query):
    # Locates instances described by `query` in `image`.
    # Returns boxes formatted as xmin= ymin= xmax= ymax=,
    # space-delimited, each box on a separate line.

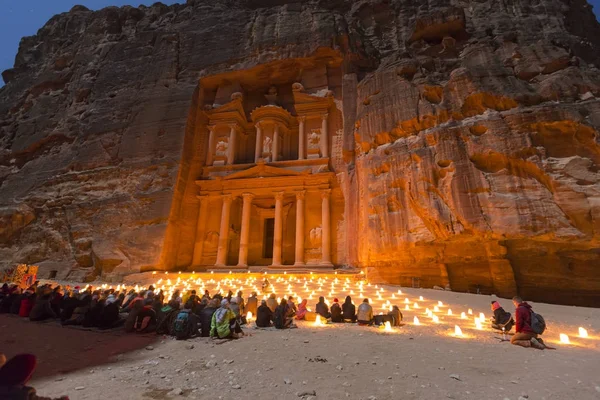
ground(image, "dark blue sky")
xmin=1 ymin=0 xmax=600 ymax=85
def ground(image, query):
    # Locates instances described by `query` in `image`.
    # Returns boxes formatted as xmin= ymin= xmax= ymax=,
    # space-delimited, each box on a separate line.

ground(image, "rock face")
xmin=1 ymin=0 xmax=600 ymax=305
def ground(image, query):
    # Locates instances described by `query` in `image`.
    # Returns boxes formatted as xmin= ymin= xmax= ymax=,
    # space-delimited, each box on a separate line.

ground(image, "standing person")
xmin=342 ymin=296 xmax=356 ymax=322
xmin=315 ymin=296 xmax=331 ymax=321
xmin=266 ymin=293 xmax=278 ymax=313
xmin=331 ymin=298 xmax=343 ymax=323
xmin=246 ymin=292 xmax=258 ymax=317
xmin=357 ymin=298 xmax=374 ymax=326
xmin=256 ymin=299 xmax=273 ymax=327
xmin=236 ymin=291 xmax=245 ymax=316
xmin=510 ymin=296 xmax=545 ymax=349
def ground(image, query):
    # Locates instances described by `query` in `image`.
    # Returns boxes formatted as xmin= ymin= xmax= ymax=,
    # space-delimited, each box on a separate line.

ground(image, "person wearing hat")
xmin=0 ymin=353 xmax=69 ymax=399
xmin=331 ymin=298 xmax=343 ymax=323
xmin=490 ymin=300 xmax=514 ymax=332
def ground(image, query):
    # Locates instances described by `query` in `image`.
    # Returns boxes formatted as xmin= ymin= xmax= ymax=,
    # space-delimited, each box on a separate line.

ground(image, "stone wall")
xmin=1 ymin=0 xmax=599 ymax=305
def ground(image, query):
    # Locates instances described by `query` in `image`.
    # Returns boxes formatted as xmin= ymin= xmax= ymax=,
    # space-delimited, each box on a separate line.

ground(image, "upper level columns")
xmin=320 ymin=189 xmax=332 ymax=266
xmin=321 ymin=113 xmax=329 ymax=158
xmin=271 ymin=191 xmax=285 ymax=267
xmin=237 ymin=193 xmax=254 ymax=268
xmin=206 ymin=126 xmax=216 ymax=166
xmin=227 ymin=124 xmax=238 ymax=165
xmin=298 ymin=116 xmax=306 ymax=160
xmin=215 ymin=194 xmax=233 ymax=267
xmin=254 ymin=122 xmax=263 ymax=163
xmin=192 ymin=195 xmax=210 ymax=266
xmin=272 ymin=124 xmax=280 ymax=162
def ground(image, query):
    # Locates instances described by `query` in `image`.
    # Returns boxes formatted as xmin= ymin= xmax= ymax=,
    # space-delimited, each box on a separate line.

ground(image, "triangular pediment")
xmin=222 ymin=161 xmax=310 ymax=180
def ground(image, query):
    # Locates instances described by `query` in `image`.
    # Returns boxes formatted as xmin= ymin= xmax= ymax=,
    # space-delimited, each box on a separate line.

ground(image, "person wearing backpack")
xmin=511 ymin=296 xmax=545 ymax=349
xmin=172 ymin=302 xmax=199 ymax=340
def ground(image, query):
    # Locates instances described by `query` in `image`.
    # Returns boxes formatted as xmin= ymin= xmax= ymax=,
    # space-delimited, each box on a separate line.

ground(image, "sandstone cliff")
xmin=1 ymin=0 xmax=599 ymax=305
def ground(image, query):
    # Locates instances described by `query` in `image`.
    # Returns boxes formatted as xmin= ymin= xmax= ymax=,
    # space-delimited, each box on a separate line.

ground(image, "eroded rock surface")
xmin=1 ymin=0 xmax=599 ymax=305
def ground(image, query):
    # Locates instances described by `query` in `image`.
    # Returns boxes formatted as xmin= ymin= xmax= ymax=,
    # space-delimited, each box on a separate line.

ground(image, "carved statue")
xmin=265 ymin=86 xmax=278 ymax=105
xmin=215 ymin=140 xmax=228 ymax=157
xmin=292 ymin=82 xmax=304 ymax=92
xmin=309 ymin=226 xmax=322 ymax=248
xmin=262 ymin=136 xmax=272 ymax=154
xmin=308 ymin=129 xmax=321 ymax=150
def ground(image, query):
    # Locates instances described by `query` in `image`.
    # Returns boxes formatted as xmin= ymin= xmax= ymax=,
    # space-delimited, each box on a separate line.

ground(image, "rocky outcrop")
xmin=1 ymin=0 xmax=599 ymax=305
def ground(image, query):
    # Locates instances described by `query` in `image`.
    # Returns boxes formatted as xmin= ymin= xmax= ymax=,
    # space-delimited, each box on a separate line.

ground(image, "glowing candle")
xmin=433 ymin=306 xmax=440 ymax=312
xmin=559 ymin=334 xmax=570 ymax=344
xmin=447 ymin=309 xmax=453 ymax=316
xmin=315 ymin=315 xmax=322 ymax=326
xmin=405 ymin=305 xmax=410 ymax=311
xmin=479 ymin=312 xmax=485 ymax=321
xmin=432 ymin=315 xmax=439 ymax=324
xmin=413 ymin=316 xmax=420 ymax=325
xmin=397 ymin=289 xmax=402 ymax=294
xmin=413 ymin=302 xmax=419 ymax=309
xmin=475 ymin=318 xmax=483 ymax=330
xmin=384 ymin=321 xmax=392 ymax=332
xmin=461 ymin=312 xmax=466 ymax=319
xmin=419 ymin=296 xmax=424 ymax=301
xmin=468 ymin=309 xmax=473 ymax=315
xmin=404 ymin=298 xmax=410 ymax=304
xmin=438 ymin=301 xmax=443 ymax=307
xmin=454 ymin=325 xmax=463 ymax=337
xmin=578 ymin=327 xmax=588 ymax=338
xmin=246 ymin=311 xmax=253 ymax=321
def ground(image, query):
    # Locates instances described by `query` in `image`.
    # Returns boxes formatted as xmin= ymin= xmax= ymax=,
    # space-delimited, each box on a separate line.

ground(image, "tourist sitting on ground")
xmin=295 ymin=299 xmax=308 ymax=320
xmin=236 ymin=291 xmax=245 ymax=314
xmin=9 ymin=288 xmax=24 ymax=315
xmin=133 ymin=298 xmax=158 ymax=333
xmin=256 ymin=299 xmax=273 ymax=327
xmin=490 ymin=301 xmax=515 ymax=332
xmin=172 ymin=301 xmax=200 ymax=340
xmin=171 ymin=289 xmax=182 ymax=306
xmin=155 ymin=299 xmax=180 ymax=335
xmin=287 ymin=296 xmax=297 ymax=314
xmin=98 ymin=294 xmax=124 ymax=329
xmin=18 ymin=290 xmax=35 ymax=318
xmin=182 ymin=289 xmax=196 ymax=306
xmin=0 ymin=353 xmax=69 ymax=400
xmin=83 ymin=296 xmax=105 ymax=327
xmin=230 ymin=297 xmax=246 ymax=324
xmin=29 ymin=288 xmax=57 ymax=322
xmin=200 ymin=299 xmax=219 ymax=337
xmin=510 ymin=296 xmax=545 ymax=349
xmin=331 ymin=298 xmax=343 ymax=323
xmin=266 ymin=293 xmax=278 ymax=313
xmin=202 ymin=290 xmax=211 ymax=301
xmin=226 ymin=290 xmax=234 ymax=302
xmin=121 ymin=289 xmax=137 ymax=309
xmin=342 ymin=296 xmax=356 ymax=322
xmin=315 ymin=296 xmax=331 ymax=321
xmin=357 ymin=298 xmax=374 ymax=326
xmin=59 ymin=290 xmax=80 ymax=322
xmin=49 ymin=286 xmax=63 ymax=317
xmin=388 ymin=305 xmax=403 ymax=326
xmin=273 ymin=298 xmax=295 ymax=329
xmin=0 ymin=286 xmax=20 ymax=314
xmin=211 ymin=299 xmax=244 ymax=339
xmin=63 ymin=294 xmax=91 ymax=326
xmin=246 ymin=292 xmax=258 ymax=317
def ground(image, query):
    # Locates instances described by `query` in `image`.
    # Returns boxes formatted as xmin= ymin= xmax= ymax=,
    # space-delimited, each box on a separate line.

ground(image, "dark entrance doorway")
xmin=263 ymin=218 xmax=275 ymax=259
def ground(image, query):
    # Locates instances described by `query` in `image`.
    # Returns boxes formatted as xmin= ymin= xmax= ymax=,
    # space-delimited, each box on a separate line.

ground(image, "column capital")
xmin=228 ymin=123 xmax=240 ymax=131
xmin=241 ymin=192 xmax=255 ymax=201
xmin=320 ymin=188 xmax=331 ymax=199
xmin=321 ymin=113 xmax=329 ymax=121
xmin=197 ymin=194 xmax=210 ymax=203
xmin=208 ymin=124 xmax=218 ymax=133
xmin=221 ymin=193 xmax=233 ymax=203
xmin=297 ymin=115 xmax=306 ymax=123
xmin=274 ymin=191 xmax=285 ymax=201
xmin=295 ymin=190 xmax=306 ymax=200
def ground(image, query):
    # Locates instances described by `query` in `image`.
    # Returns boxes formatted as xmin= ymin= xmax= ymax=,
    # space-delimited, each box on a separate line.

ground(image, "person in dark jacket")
xmin=29 ymin=291 xmax=57 ymax=322
xmin=63 ymin=295 xmax=91 ymax=326
xmin=331 ymin=298 xmax=343 ymax=323
xmin=9 ymin=289 xmax=24 ymax=315
xmin=98 ymin=295 xmax=124 ymax=329
xmin=50 ymin=286 xmax=63 ymax=317
xmin=273 ymin=298 xmax=294 ymax=329
xmin=510 ymin=296 xmax=545 ymax=349
xmin=199 ymin=299 xmax=219 ymax=337
xmin=59 ymin=291 xmax=80 ymax=322
xmin=342 ymin=296 xmax=357 ymax=322
xmin=490 ymin=301 xmax=514 ymax=332
xmin=256 ymin=300 xmax=273 ymax=328
xmin=388 ymin=305 xmax=403 ymax=326
xmin=266 ymin=293 xmax=278 ymax=313
xmin=0 ymin=287 xmax=20 ymax=314
xmin=315 ymin=296 xmax=331 ymax=320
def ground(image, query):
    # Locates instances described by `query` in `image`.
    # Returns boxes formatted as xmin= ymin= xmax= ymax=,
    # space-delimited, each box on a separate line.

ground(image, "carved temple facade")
xmin=172 ymin=66 xmax=348 ymax=271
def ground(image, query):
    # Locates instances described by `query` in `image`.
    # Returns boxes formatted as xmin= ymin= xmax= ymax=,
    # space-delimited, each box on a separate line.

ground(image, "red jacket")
xmin=515 ymin=302 xmax=533 ymax=334
xmin=18 ymin=298 xmax=34 ymax=318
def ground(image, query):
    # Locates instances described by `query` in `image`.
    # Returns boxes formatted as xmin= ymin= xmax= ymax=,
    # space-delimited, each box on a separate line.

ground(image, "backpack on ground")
xmin=530 ymin=311 xmax=546 ymax=335
xmin=173 ymin=310 xmax=192 ymax=340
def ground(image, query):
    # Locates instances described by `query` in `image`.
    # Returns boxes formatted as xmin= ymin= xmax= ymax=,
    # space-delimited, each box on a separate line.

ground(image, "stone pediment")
xmin=293 ymin=88 xmax=334 ymax=117
xmin=206 ymin=96 xmax=248 ymax=127
xmin=221 ymin=161 xmax=310 ymax=180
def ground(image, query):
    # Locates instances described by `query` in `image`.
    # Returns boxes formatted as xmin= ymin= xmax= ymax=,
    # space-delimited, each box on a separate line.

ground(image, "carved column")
xmin=298 ymin=116 xmax=306 ymax=160
xmin=320 ymin=189 xmax=333 ymax=266
xmin=272 ymin=191 xmax=285 ymax=266
xmin=273 ymin=124 xmax=280 ymax=162
xmin=254 ymin=122 xmax=263 ymax=163
xmin=321 ymin=114 xmax=329 ymax=158
xmin=215 ymin=194 xmax=233 ymax=267
xmin=237 ymin=193 xmax=254 ymax=268
xmin=206 ymin=125 xmax=216 ymax=166
xmin=192 ymin=195 xmax=210 ymax=266
xmin=227 ymin=124 xmax=237 ymax=165
xmin=294 ymin=190 xmax=306 ymax=266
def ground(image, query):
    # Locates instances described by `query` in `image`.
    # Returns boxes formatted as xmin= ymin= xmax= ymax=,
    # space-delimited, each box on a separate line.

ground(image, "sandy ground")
xmin=2 ymin=280 xmax=600 ymax=400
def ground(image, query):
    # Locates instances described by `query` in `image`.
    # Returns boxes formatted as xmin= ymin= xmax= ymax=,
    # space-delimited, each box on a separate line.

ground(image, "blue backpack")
xmin=173 ymin=310 xmax=192 ymax=340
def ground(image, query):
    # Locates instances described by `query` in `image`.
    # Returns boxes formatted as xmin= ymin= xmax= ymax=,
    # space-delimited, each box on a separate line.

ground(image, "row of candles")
xmin=91 ymin=271 xmax=591 ymax=345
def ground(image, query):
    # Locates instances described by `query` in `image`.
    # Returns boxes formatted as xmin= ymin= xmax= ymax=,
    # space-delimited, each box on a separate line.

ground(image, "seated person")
xmin=133 ymin=298 xmax=157 ymax=333
xmin=357 ymin=298 xmax=374 ymax=326
xmin=62 ymin=295 xmax=91 ymax=326
xmin=172 ymin=301 xmax=200 ymax=340
xmin=342 ymin=296 xmax=357 ymax=322
xmin=199 ymin=299 xmax=219 ymax=337
xmin=0 ymin=354 xmax=68 ymax=400
xmin=388 ymin=305 xmax=403 ymax=326
xmin=266 ymin=293 xmax=278 ymax=313
xmin=98 ymin=295 xmax=124 ymax=329
xmin=315 ymin=296 xmax=331 ymax=320
xmin=295 ymin=299 xmax=308 ymax=320
xmin=210 ymin=299 xmax=243 ymax=339
xmin=273 ymin=299 xmax=294 ymax=329
xmin=491 ymin=301 xmax=515 ymax=332
xmin=256 ymin=299 xmax=273 ymax=327
xmin=330 ymin=298 xmax=343 ymax=323
xmin=29 ymin=289 xmax=57 ymax=322
xmin=230 ymin=297 xmax=246 ymax=324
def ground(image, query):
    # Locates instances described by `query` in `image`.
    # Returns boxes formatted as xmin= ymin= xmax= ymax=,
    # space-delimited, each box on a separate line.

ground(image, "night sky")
xmin=0 ymin=0 xmax=599 ymax=86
